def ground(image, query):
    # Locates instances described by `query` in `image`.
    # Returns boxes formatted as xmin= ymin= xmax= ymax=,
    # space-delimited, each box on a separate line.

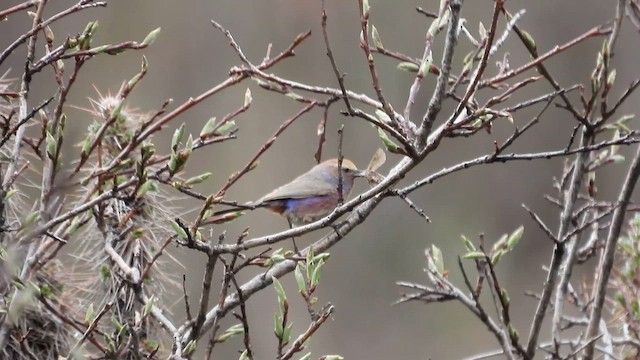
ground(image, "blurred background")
xmin=2 ymin=0 xmax=640 ymax=358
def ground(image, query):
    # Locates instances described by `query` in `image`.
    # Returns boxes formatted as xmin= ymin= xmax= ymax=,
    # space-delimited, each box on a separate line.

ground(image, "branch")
xmin=583 ymin=143 xmax=640 ymax=358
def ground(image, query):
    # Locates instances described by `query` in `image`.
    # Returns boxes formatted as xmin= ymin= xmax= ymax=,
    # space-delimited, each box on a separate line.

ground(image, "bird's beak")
xmin=354 ymin=169 xmax=368 ymax=178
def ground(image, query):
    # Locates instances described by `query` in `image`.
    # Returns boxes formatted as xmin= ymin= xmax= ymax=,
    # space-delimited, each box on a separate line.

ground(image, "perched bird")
xmin=210 ymin=158 xmax=366 ymax=227
xmin=258 ymin=158 xmax=366 ymax=226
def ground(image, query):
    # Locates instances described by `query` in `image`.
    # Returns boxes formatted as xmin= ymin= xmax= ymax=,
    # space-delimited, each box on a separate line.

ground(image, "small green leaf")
xmin=294 ymin=264 xmax=307 ymax=294
xmin=500 ymin=289 xmax=510 ymax=306
xmin=371 ymin=25 xmax=383 ymax=50
xmin=171 ymin=123 xmax=186 ymax=150
xmin=431 ymin=245 xmax=444 ymax=274
xmin=85 ymin=303 xmax=95 ymax=323
xmin=520 ymin=30 xmax=536 ymax=50
xmin=81 ymin=133 xmax=94 ymax=157
xmin=492 ymin=233 xmax=509 ymax=253
xmin=311 ymin=259 xmax=325 ymax=287
xmin=306 ymin=248 xmax=315 ymax=279
xmin=491 ymin=249 xmax=505 ymax=265
xmin=461 ymin=235 xmax=476 ymax=252
xmin=218 ymin=323 xmax=244 ymax=342
xmin=239 ymin=350 xmax=250 ymax=360
xmin=397 ymin=62 xmax=420 ymax=73
xmin=4 ymin=189 xmax=17 ymax=200
xmin=462 ymin=251 xmax=486 ymax=260
xmin=377 ymin=127 xmax=404 ymax=155
xmin=46 ymin=131 xmax=57 ymax=159
xmin=283 ymin=323 xmax=293 ymax=344
xmin=144 ymin=297 xmax=154 ymax=317
xmin=200 ymin=117 xmax=217 ymax=137
xmin=611 ymin=154 xmax=626 ymax=163
xmin=183 ymin=340 xmax=197 ymax=355
xmin=185 ymin=172 xmax=212 ymax=186
xmin=374 ymin=109 xmax=392 ymax=124
xmin=362 ymin=0 xmax=370 ymax=15
xmin=607 ymin=69 xmax=616 ymax=88
xmin=478 ymin=22 xmax=487 ymax=40
xmin=184 ymin=134 xmax=193 ymax=152
xmin=274 ymin=313 xmax=284 ymax=337
xmin=141 ymin=27 xmax=161 ymax=46
xmin=137 ymin=180 xmax=157 ymax=197
xmin=111 ymin=317 xmax=124 ymax=333
xmin=170 ymin=220 xmax=188 ymax=239
xmin=215 ymin=120 xmax=236 ymax=136
xmin=507 ymin=225 xmax=524 ymax=250
xmin=244 ymin=88 xmax=252 ymax=108
xmin=272 ymin=277 xmax=287 ymax=310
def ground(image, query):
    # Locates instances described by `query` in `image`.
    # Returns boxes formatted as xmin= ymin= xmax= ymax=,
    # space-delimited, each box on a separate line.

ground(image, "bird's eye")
xmin=343 ymin=168 xmax=351 ymax=173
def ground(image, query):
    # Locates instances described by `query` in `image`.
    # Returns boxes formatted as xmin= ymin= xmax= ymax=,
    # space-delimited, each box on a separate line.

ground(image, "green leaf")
xmin=137 ymin=180 xmax=157 ymax=197
xmin=507 ymin=225 xmax=524 ymax=250
xmin=431 ymin=245 xmax=444 ymax=274
xmin=218 ymin=323 xmax=244 ymax=342
xmin=111 ymin=317 xmax=124 ymax=333
xmin=462 ymin=251 xmax=486 ymax=260
xmin=306 ymin=247 xmax=315 ymax=280
xmin=283 ymin=323 xmax=293 ymax=344
xmin=200 ymin=117 xmax=217 ymax=137
xmin=611 ymin=154 xmax=626 ymax=163
xmin=461 ymin=235 xmax=476 ymax=252
xmin=185 ymin=172 xmax=212 ymax=186
xmin=295 ymin=264 xmax=307 ymax=294
xmin=362 ymin=0 xmax=370 ymax=15
xmin=274 ymin=313 xmax=284 ymax=337
xmin=606 ymin=69 xmax=616 ymax=88
xmin=141 ymin=27 xmax=161 ymax=46
xmin=144 ymin=297 xmax=154 ymax=317
xmin=397 ymin=62 xmax=420 ymax=73
xmin=311 ymin=259 xmax=325 ymax=287
xmin=171 ymin=123 xmax=186 ymax=150
xmin=46 ymin=131 xmax=57 ymax=159
xmin=244 ymin=88 xmax=252 ymax=108
xmin=215 ymin=120 xmax=236 ymax=136
xmin=81 ymin=132 xmax=94 ymax=156
xmin=420 ymin=52 xmax=433 ymax=77
xmin=239 ymin=350 xmax=250 ymax=360
xmin=272 ymin=277 xmax=287 ymax=311
xmin=371 ymin=25 xmax=383 ymax=50
xmin=322 ymin=356 xmax=344 ymax=360
xmin=520 ymin=30 xmax=536 ymax=51
xmin=4 ymin=189 xmax=17 ymax=200
xmin=492 ymin=233 xmax=508 ymax=253
xmin=491 ymin=249 xmax=505 ymax=265
xmin=183 ymin=340 xmax=197 ymax=355
xmin=377 ymin=127 xmax=405 ymax=155
xmin=478 ymin=22 xmax=487 ymax=40
xmin=374 ymin=109 xmax=392 ymax=124
xmin=170 ymin=220 xmax=188 ymax=239
xmin=85 ymin=303 xmax=95 ymax=323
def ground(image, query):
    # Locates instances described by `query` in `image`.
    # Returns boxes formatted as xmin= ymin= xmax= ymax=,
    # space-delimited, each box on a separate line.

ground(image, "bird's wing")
xmin=258 ymin=170 xmax=335 ymax=202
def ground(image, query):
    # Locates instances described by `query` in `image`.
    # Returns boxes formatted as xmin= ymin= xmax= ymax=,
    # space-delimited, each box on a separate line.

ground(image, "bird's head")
xmin=321 ymin=158 xmax=367 ymax=180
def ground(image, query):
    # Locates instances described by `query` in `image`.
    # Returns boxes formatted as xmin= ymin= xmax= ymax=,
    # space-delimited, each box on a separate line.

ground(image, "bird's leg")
xmin=288 ymin=219 xmax=300 ymax=255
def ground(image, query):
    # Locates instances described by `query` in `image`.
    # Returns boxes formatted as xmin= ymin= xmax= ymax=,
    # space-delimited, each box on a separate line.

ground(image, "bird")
xmin=210 ymin=158 xmax=366 ymax=227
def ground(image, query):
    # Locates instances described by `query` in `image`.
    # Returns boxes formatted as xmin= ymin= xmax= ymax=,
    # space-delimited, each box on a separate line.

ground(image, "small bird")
xmin=257 ymin=158 xmax=366 ymax=226
xmin=210 ymin=158 xmax=366 ymax=227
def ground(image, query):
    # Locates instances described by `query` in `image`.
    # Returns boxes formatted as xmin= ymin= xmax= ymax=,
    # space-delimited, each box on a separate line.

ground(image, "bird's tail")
xmin=203 ymin=202 xmax=270 ymax=225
